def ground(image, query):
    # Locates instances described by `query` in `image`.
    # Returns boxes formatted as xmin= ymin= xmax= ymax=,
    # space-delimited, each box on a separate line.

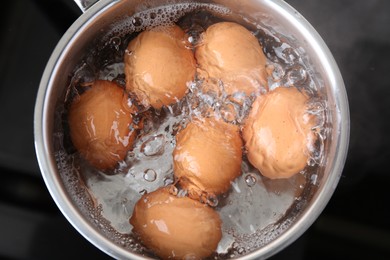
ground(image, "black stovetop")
xmin=1 ymin=0 xmax=389 ymax=259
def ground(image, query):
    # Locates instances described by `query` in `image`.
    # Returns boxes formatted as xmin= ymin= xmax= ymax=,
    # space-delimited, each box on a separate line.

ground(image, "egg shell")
xmin=173 ymin=117 xmax=243 ymax=198
xmin=125 ymin=25 xmax=196 ymax=109
xmin=196 ymin=22 xmax=268 ymax=96
xmin=243 ymin=86 xmax=317 ymax=179
xmin=68 ymin=80 xmax=136 ymax=170
xmin=130 ymin=188 xmax=222 ymax=259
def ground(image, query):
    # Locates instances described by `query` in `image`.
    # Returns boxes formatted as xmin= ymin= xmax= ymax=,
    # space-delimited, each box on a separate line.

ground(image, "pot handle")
xmin=74 ymin=0 xmax=99 ymax=13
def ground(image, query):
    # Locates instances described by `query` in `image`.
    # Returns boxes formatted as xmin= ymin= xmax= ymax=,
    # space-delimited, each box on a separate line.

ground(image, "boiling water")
xmin=54 ymin=3 xmax=328 ymax=259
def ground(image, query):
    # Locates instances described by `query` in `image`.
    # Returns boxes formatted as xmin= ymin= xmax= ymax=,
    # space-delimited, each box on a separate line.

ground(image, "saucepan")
xmin=34 ymin=0 xmax=349 ymax=259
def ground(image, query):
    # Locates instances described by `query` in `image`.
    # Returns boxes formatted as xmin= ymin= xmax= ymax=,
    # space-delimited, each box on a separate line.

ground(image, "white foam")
xmin=106 ymin=3 xmax=231 ymax=40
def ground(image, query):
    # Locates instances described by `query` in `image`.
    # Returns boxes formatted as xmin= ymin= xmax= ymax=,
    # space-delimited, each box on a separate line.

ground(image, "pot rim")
xmin=34 ymin=0 xmax=350 ymax=259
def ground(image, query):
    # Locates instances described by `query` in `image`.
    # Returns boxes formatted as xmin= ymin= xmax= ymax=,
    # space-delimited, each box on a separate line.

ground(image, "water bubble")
xmin=143 ymin=169 xmax=157 ymax=182
xmin=310 ymin=174 xmax=318 ymax=185
xmin=245 ymin=174 xmax=257 ymax=187
xmin=270 ymin=63 xmax=285 ymax=82
xmin=220 ymin=103 xmax=237 ymax=123
xmin=177 ymin=189 xmax=188 ymax=198
xmin=163 ymin=177 xmax=174 ymax=186
xmin=231 ymin=92 xmax=246 ymax=104
xmin=132 ymin=17 xmax=143 ymax=27
xmin=307 ymin=157 xmax=318 ymax=167
xmin=206 ymin=193 xmax=219 ymax=207
xmin=166 ymin=105 xmax=174 ymax=114
xmin=191 ymin=190 xmax=217 ymax=207
xmin=139 ymin=189 xmax=147 ymax=195
xmin=237 ymin=247 xmax=246 ymax=254
xmin=99 ymin=62 xmax=124 ymax=81
xmin=286 ymin=65 xmax=307 ymax=86
xmin=281 ymin=47 xmax=299 ymax=64
xmin=140 ymin=134 xmax=165 ymax=156
xmin=109 ymin=36 xmax=121 ymax=47
xmin=186 ymin=24 xmax=204 ymax=46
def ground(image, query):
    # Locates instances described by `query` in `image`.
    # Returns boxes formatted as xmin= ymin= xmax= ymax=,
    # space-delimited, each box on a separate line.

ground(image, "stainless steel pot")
xmin=34 ymin=0 xmax=349 ymax=259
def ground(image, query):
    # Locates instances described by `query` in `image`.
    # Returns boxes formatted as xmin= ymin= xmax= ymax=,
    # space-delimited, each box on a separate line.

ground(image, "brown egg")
xmin=68 ymin=80 xmax=137 ymax=170
xmin=124 ymin=25 xmax=196 ymax=109
xmin=242 ymin=87 xmax=317 ymax=179
xmin=196 ymin=22 xmax=268 ymax=96
xmin=173 ymin=117 xmax=243 ymax=199
xmin=130 ymin=187 xmax=222 ymax=259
